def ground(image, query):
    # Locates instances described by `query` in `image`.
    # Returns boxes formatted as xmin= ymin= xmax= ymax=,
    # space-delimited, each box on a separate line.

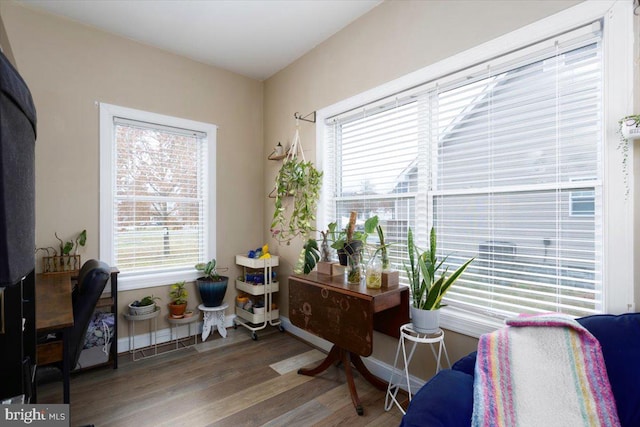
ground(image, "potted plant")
xmin=342 ymin=213 xmax=380 ymax=283
xmin=331 ymin=214 xmax=379 ymax=266
xmin=270 ymin=157 xmax=323 ymax=245
xmin=168 ymin=281 xmax=188 ymax=317
xmin=195 ymin=259 xmax=228 ymax=307
xmin=128 ymin=295 xmax=160 ymax=316
xmin=405 ymin=227 xmax=474 ymax=333
xmin=295 ymin=214 xmax=380 ymax=276
xmin=617 ymin=114 xmax=640 ymax=198
xmin=376 ymin=224 xmax=391 ymax=271
xmin=294 ymin=238 xmax=321 ymax=275
xmin=366 ymin=223 xmax=396 ymax=289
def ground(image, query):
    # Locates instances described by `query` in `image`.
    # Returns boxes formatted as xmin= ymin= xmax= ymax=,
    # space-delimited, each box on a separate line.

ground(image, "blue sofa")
xmin=400 ymin=313 xmax=640 ymax=427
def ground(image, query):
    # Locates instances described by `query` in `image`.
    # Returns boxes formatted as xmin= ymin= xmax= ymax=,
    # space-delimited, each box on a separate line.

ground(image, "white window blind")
xmin=112 ymin=117 xmax=208 ymax=275
xmin=326 ymin=22 xmax=603 ymax=319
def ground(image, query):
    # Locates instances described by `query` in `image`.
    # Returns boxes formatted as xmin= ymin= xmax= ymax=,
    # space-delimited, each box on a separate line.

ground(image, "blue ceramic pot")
xmin=197 ymin=276 xmax=228 ymax=307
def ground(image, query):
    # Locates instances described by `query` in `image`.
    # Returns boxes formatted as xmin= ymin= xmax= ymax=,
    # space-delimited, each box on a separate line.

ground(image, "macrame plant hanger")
xmin=286 ymin=117 xmax=306 ymax=163
xmin=268 ymin=112 xmax=314 ymax=198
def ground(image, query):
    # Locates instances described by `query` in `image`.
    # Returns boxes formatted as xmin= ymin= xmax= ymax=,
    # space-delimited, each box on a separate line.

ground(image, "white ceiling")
xmin=18 ymin=0 xmax=382 ymax=81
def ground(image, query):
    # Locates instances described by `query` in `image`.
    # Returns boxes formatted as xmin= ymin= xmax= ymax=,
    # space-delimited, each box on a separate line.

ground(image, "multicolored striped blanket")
xmin=472 ymin=314 xmax=620 ymax=427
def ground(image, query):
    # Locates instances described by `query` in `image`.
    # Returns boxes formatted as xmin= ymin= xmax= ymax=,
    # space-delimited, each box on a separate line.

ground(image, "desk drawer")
xmin=37 ymin=341 xmax=62 ymax=366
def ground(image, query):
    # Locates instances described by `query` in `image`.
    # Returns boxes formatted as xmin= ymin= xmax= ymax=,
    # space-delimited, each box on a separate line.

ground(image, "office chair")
xmin=72 ymin=259 xmax=106 ymax=311
xmin=36 ymin=260 xmax=111 ymax=388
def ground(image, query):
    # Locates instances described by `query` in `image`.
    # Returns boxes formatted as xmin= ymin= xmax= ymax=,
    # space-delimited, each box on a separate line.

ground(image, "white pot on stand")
xmin=411 ymin=306 xmax=441 ymax=334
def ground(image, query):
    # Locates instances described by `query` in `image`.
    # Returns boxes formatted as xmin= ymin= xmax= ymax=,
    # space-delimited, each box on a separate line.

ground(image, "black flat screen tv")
xmin=0 ymin=50 xmax=37 ymax=286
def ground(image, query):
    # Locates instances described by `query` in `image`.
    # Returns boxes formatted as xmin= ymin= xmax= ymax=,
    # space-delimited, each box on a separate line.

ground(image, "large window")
xmin=100 ymin=104 xmax=217 ymax=290
xmin=319 ymin=2 xmax=633 ymax=335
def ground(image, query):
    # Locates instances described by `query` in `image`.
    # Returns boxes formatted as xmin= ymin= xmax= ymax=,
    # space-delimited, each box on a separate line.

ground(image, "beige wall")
xmin=0 ymin=10 xmax=15 ymax=66
xmin=263 ymin=0 xmax=585 ymax=377
xmin=0 ymin=1 xmax=263 ymax=337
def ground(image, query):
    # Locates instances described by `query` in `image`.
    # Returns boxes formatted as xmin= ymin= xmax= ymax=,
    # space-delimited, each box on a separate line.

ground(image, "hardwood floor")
xmin=37 ymin=328 xmax=406 ymax=427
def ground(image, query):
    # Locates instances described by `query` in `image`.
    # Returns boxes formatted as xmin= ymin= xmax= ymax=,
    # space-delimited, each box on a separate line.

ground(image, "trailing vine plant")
xmin=617 ymin=115 xmax=640 ymax=198
xmin=270 ymin=158 xmax=323 ymax=245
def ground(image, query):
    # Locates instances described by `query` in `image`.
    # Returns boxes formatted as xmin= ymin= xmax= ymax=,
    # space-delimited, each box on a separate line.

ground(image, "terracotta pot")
xmin=168 ymin=302 xmax=187 ymax=317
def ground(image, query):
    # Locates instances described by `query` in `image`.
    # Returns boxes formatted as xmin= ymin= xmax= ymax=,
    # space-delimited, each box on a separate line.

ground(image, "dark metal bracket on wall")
xmin=294 ymin=111 xmax=316 ymax=124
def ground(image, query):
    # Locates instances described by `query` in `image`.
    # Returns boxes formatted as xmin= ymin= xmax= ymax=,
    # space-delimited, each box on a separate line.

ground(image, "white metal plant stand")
xmin=123 ymin=307 xmax=160 ymax=361
xmin=199 ymin=303 xmax=228 ymax=341
xmin=167 ymin=313 xmax=199 ymax=349
xmin=385 ymin=323 xmax=451 ymax=414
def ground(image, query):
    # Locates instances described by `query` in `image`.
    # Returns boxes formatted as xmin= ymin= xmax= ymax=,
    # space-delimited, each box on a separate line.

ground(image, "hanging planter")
xmin=270 ymin=125 xmax=322 ymax=245
xmin=619 ymin=115 xmax=640 ymax=141
xmin=617 ymin=115 xmax=640 ymax=198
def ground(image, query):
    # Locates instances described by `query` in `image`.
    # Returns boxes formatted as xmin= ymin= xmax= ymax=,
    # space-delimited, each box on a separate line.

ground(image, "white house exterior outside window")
xmin=317 ymin=1 xmax=634 ymax=337
xmin=99 ymin=104 xmax=217 ymax=290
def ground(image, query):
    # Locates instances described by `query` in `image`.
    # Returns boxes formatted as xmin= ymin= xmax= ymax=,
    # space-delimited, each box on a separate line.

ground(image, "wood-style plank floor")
xmin=37 ymin=328 xmax=406 ymax=427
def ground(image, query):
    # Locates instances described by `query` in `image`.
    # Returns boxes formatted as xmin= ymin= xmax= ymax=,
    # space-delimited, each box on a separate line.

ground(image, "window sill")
xmin=440 ymin=306 xmax=505 ymax=339
xmin=118 ymin=269 xmax=201 ymax=291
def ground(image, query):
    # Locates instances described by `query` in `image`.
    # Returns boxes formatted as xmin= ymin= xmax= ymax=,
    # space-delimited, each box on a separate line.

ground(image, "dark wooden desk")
xmin=35 ymin=272 xmax=74 ymax=404
xmin=35 ymin=268 xmax=119 ymax=403
xmin=289 ymin=272 xmax=409 ymax=415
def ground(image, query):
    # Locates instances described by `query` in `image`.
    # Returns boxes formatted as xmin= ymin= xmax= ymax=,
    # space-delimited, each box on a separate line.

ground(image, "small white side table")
xmin=167 ymin=313 xmax=199 ymax=350
xmin=385 ymin=323 xmax=451 ymax=414
xmin=199 ymin=303 xmax=228 ymax=341
xmin=123 ymin=307 xmax=160 ymax=361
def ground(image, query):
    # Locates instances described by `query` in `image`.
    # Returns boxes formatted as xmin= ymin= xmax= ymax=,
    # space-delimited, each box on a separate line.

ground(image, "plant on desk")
xmin=36 ymin=229 xmax=87 ymax=273
xmin=295 ymin=214 xmax=380 ymax=277
xmin=295 ymin=238 xmax=320 ymax=275
xmin=128 ymin=295 xmax=160 ymax=316
xmin=168 ymin=281 xmax=188 ymax=318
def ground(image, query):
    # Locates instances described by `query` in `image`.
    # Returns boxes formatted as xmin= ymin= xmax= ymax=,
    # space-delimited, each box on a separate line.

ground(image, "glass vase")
xmin=346 ymin=252 xmax=363 ymax=284
xmin=366 ymin=252 xmax=382 ymax=289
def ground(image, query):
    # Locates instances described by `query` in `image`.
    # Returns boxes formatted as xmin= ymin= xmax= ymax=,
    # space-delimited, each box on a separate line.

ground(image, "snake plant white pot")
xmin=411 ymin=306 xmax=441 ymax=334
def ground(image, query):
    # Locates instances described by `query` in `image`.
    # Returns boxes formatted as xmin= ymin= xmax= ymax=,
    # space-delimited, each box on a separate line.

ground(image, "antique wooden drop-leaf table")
xmin=289 ymin=271 xmax=409 ymax=415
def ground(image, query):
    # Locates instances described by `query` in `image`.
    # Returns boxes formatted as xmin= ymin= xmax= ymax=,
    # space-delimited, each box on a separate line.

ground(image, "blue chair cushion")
xmin=577 ymin=313 xmax=640 ymax=427
xmin=400 ymin=369 xmax=474 ymax=427
xmin=451 ymin=350 xmax=477 ymax=376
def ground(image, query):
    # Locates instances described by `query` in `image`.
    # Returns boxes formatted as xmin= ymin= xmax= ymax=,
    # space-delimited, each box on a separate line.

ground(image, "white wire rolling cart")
xmin=233 ymin=255 xmax=284 ymax=340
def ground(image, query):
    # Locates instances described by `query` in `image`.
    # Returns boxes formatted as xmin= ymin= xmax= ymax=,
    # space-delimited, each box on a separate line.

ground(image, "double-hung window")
xmin=100 ymin=104 xmax=217 ymax=290
xmin=319 ymin=2 xmax=633 ymax=336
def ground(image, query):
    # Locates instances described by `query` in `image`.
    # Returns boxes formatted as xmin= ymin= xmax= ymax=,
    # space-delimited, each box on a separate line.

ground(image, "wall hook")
xmin=294 ymin=111 xmax=316 ymax=124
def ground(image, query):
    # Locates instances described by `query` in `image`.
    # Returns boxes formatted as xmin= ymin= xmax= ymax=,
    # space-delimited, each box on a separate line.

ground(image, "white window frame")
xmin=316 ymin=1 xmax=634 ymax=337
xmin=99 ymin=103 xmax=217 ymax=291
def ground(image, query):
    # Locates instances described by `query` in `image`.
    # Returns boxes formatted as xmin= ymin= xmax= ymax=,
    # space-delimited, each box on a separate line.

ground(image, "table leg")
xmin=350 ymin=352 xmax=387 ymax=391
xmin=341 ymin=349 xmax=364 ymax=416
xmin=297 ymin=344 xmax=386 ymax=416
xmin=62 ymin=328 xmax=70 ymax=404
xmin=297 ymin=345 xmax=341 ymax=376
